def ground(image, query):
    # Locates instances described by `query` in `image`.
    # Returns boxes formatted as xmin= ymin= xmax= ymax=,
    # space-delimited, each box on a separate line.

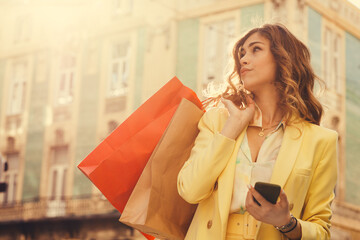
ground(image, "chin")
xmin=243 ymin=80 xmax=273 ymax=93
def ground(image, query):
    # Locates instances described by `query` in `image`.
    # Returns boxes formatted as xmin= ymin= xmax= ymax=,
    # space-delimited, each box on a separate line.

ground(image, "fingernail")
xmin=247 ymin=184 xmax=252 ymax=189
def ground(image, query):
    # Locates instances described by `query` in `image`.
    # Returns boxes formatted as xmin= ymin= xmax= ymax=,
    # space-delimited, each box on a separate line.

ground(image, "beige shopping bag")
xmin=120 ymin=98 xmax=203 ymax=240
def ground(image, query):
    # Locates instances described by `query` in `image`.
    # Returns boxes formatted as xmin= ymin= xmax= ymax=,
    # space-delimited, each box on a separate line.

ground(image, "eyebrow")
xmin=240 ymin=41 xmax=265 ymax=51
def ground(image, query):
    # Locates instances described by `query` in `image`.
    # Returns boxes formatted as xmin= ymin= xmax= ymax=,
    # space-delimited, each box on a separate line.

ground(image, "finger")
xmin=278 ymin=189 xmax=289 ymax=207
xmin=279 ymin=189 xmax=288 ymax=201
xmin=248 ymin=185 xmax=270 ymax=207
xmin=247 ymin=189 xmax=260 ymax=208
xmin=221 ymin=98 xmax=241 ymax=111
xmin=246 ymin=97 xmax=256 ymax=112
xmin=245 ymin=189 xmax=253 ymax=208
xmin=245 ymin=190 xmax=261 ymax=219
xmin=245 ymin=94 xmax=254 ymax=105
xmin=221 ymin=97 xmax=232 ymax=108
xmin=246 ymin=186 xmax=260 ymax=207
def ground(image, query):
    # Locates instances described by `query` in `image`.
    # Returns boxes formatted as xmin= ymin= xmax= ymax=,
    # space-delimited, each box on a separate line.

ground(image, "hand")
xmin=221 ymin=95 xmax=255 ymax=124
xmin=245 ymin=185 xmax=292 ymax=227
xmin=220 ymin=95 xmax=255 ymax=139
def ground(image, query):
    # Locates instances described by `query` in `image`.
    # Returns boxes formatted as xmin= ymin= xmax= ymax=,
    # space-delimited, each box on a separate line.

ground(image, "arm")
xmin=177 ymin=109 xmax=237 ymax=204
xmin=177 ymin=98 xmax=255 ymax=204
xmin=245 ymin=130 xmax=338 ymax=240
xmin=298 ymin=132 xmax=338 ymax=240
xmin=246 ymin=186 xmax=303 ymax=239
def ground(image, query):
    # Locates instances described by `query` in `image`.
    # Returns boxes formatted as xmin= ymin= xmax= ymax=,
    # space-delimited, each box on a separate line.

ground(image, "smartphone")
xmin=253 ymin=182 xmax=281 ymax=205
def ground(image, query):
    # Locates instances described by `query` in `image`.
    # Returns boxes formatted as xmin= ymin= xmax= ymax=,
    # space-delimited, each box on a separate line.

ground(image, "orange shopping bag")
xmin=78 ymin=76 xmax=202 ymax=214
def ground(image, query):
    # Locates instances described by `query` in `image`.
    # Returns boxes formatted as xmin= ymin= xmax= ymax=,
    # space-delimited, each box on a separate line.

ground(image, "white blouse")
xmin=229 ymin=119 xmax=285 ymax=214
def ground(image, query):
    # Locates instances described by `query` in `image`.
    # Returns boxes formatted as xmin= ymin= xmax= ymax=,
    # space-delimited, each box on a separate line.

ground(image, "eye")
xmin=253 ymin=46 xmax=261 ymax=52
xmin=239 ymin=51 xmax=245 ymax=58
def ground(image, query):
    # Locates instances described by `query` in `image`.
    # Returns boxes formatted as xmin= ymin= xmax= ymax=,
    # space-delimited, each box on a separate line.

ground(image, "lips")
xmin=240 ymin=68 xmax=251 ymax=75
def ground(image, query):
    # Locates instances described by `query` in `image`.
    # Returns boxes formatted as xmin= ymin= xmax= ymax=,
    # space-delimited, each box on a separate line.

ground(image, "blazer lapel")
xmin=270 ymin=121 xmax=305 ymax=187
xmin=218 ymin=128 xmax=247 ymax=231
xmin=255 ymin=121 xmax=305 ymax=238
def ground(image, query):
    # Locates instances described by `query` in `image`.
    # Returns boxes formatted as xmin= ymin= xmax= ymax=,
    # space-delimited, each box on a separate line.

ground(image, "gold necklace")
xmin=258 ymin=122 xmax=281 ymax=137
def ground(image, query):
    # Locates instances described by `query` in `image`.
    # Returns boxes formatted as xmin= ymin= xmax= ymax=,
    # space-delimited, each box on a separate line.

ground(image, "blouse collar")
xmin=248 ymin=102 xmax=285 ymax=129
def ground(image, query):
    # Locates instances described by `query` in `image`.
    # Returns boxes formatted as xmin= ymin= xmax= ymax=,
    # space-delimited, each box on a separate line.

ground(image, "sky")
xmin=348 ymin=0 xmax=360 ymax=8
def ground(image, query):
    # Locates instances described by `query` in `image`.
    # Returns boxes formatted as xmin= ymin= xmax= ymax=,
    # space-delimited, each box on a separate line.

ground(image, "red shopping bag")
xmin=78 ymin=76 xmax=202 ymax=214
xmin=120 ymin=98 xmax=202 ymax=239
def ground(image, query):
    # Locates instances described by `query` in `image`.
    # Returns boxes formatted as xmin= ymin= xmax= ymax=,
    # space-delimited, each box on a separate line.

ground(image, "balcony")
xmin=0 ymin=194 xmax=118 ymax=223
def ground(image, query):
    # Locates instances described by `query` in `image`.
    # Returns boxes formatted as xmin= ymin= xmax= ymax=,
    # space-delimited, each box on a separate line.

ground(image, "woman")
xmin=177 ymin=23 xmax=338 ymax=240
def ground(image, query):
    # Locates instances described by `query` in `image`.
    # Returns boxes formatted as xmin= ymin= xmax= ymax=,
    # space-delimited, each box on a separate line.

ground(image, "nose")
xmin=240 ymin=54 xmax=248 ymax=67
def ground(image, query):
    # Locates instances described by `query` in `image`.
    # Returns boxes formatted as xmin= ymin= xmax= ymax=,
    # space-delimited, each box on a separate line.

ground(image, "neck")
xmin=253 ymin=88 xmax=283 ymax=127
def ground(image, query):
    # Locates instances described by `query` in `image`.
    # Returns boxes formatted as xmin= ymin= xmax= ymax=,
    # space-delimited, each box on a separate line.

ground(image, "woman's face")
xmin=239 ymin=32 xmax=277 ymax=93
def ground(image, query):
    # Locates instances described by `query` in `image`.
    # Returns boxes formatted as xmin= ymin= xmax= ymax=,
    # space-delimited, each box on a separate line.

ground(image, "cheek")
xmin=260 ymin=60 xmax=277 ymax=80
xmin=268 ymin=64 xmax=277 ymax=79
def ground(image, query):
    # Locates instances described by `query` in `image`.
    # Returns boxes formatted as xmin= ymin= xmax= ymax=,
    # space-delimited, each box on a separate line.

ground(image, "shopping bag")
xmin=78 ymin=76 xmax=202 ymax=214
xmin=119 ymin=98 xmax=203 ymax=240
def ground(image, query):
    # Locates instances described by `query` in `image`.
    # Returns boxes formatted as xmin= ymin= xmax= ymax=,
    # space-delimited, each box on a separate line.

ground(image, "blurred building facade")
xmin=0 ymin=0 xmax=359 ymax=239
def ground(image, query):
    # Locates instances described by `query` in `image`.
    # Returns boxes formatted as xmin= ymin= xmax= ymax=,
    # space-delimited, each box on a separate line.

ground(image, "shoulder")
xmin=286 ymin=119 xmax=338 ymax=150
xmin=202 ymin=107 xmax=229 ymax=123
xmin=200 ymin=107 xmax=229 ymax=131
xmin=303 ymin=122 xmax=338 ymax=141
xmin=299 ymin=122 xmax=338 ymax=153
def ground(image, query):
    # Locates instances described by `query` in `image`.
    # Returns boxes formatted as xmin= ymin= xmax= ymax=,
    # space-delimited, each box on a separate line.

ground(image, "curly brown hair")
xmin=205 ymin=23 xmax=323 ymax=126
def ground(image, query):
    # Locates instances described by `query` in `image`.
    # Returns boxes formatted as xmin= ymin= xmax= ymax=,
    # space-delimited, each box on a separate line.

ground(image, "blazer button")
xmin=213 ymin=181 xmax=218 ymax=191
xmin=207 ymin=220 xmax=213 ymax=229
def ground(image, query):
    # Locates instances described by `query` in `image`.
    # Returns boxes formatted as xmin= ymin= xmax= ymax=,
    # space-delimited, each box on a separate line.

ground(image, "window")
xmin=179 ymin=0 xmax=217 ymax=10
xmin=14 ymin=15 xmax=31 ymax=43
xmin=323 ymin=26 xmax=343 ymax=94
xmin=108 ymin=120 xmax=119 ymax=134
xmin=7 ymin=137 xmax=15 ymax=151
xmin=108 ymin=42 xmax=130 ymax=97
xmin=55 ymin=129 xmax=65 ymax=145
xmin=48 ymin=146 xmax=68 ymax=200
xmin=113 ymin=0 xmax=133 ymax=15
xmin=8 ymin=61 xmax=27 ymax=115
xmin=202 ymin=19 xmax=236 ymax=89
xmin=56 ymin=54 xmax=76 ymax=105
xmin=1 ymin=153 xmax=19 ymax=204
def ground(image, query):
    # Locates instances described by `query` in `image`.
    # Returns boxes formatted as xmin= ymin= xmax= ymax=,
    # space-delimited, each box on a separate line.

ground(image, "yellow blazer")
xmin=177 ymin=108 xmax=338 ymax=240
